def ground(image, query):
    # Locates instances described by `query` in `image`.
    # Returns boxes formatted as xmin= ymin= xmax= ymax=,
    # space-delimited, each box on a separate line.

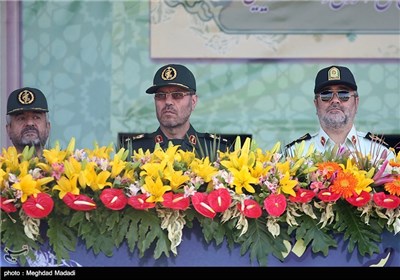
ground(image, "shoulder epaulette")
xmin=205 ymin=133 xmax=228 ymax=143
xmin=365 ymin=132 xmax=391 ymax=149
xmin=131 ymin=133 xmax=153 ymax=141
xmin=285 ymin=133 xmax=312 ymax=149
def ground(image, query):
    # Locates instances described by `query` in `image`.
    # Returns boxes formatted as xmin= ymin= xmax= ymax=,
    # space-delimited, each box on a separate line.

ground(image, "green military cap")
xmin=7 ymin=87 xmax=49 ymax=115
xmin=146 ymin=64 xmax=196 ymax=94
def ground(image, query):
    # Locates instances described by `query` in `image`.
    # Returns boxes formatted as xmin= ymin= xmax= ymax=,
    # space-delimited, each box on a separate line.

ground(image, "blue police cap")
xmin=314 ymin=65 xmax=358 ymax=93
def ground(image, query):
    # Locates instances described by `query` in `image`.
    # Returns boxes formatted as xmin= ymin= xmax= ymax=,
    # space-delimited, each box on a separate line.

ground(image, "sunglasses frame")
xmin=154 ymin=91 xmax=194 ymax=100
xmin=316 ymin=90 xmax=358 ymax=102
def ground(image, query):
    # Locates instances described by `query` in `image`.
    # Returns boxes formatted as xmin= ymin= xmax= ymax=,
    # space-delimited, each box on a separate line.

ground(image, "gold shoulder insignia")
xmin=365 ymin=132 xmax=391 ymax=148
xmin=132 ymin=134 xmax=145 ymax=140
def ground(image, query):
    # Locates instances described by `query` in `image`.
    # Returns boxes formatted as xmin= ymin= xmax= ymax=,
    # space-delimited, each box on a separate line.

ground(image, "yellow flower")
xmin=143 ymin=176 xmax=171 ymax=203
xmin=189 ymin=157 xmax=218 ymax=183
xmin=163 ymin=165 xmax=190 ymax=192
xmin=53 ymin=176 xmax=79 ymax=199
xmin=12 ymin=174 xmax=53 ymax=202
xmin=229 ymin=165 xmax=258 ymax=194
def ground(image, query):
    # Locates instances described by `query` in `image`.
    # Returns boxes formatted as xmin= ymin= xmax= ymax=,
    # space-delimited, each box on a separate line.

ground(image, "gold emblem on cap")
xmin=328 ymin=67 xmax=340 ymax=81
xmin=17 ymin=90 xmax=35 ymax=105
xmin=161 ymin=66 xmax=177 ymax=81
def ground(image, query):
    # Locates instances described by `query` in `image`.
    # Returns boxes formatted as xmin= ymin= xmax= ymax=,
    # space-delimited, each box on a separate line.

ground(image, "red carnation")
xmin=22 ymin=193 xmax=54 ymax=218
xmin=264 ymin=193 xmax=287 ymax=217
xmin=62 ymin=192 xmax=97 ymax=211
xmin=191 ymin=192 xmax=216 ymax=219
xmin=0 ymin=196 xmax=17 ymax=213
xmin=127 ymin=194 xmax=156 ymax=210
xmin=207 ymin=188 xmax=231 ymax=213
xmin=162 ymin=192 xmax=190 ymax=210
xmin=100 ymin=188 xmax=127 ymax=210
xmin=238 ymin=199 xmax=262 ymax=218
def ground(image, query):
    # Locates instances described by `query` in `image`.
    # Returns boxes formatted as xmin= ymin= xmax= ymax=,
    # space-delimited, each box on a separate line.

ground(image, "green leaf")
xmin=47 ymin=216 xmax=78 ymax=264
xmin=292 ymin=214 xmax=337 ymax=256
xmin=0 ymin=213 xmax=41 ymax=265
xmin=333 ymin=201 xmax=382 ymax=256
xmin=238 ymin=218 xmax=288 ymax=266
xmin=124 ymin=208 xmax=170 ymax=259
xmin=198 ymin=216 xmax=227 ymax=245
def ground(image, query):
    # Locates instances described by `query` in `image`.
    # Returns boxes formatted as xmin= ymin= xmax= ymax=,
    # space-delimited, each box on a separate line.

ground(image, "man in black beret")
xmin=128 ymin=64 xmax=231 ymax=158
xmin=6 ymin=87 xmax=51 ymax=156
xmin=285 ymin=65 xmax=395 ymax=161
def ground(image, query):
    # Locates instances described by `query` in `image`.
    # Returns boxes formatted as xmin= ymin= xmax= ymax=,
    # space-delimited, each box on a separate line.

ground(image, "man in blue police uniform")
xmin=6 ymin=87 xmax=51 ymax=157
xmin=285 ymin=65 xmax=395 ymax=160
xmin=129 ymin=64 xmax=230 ymax=157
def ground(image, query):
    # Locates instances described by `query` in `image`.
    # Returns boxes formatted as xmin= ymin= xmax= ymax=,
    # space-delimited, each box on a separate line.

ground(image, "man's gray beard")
xmin=322 ymin=115 xmax=348 ymax=130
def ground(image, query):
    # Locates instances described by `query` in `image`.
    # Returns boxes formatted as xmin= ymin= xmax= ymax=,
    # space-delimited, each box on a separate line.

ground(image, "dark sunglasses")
xmin=154 ymin=92 xmax=194 ymax=100
xmin=316 ymin=90 xmax=358 ymax=102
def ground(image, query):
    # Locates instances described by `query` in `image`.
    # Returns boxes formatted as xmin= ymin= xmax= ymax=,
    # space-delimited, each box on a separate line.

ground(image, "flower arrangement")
xmin=1 ymin=137 xmax=399 ymax=266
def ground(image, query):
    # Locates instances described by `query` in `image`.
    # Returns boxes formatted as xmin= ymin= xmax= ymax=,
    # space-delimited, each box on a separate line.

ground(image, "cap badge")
xmin=328 ymin=67 xmax=340 ymax=81
xmin=17 ymin=90 xmax=35 ymax=105
xmin=189 ymin=135 xmax=197 ymax=145
xmin=161 ymin=66 xmax=177 ymax=81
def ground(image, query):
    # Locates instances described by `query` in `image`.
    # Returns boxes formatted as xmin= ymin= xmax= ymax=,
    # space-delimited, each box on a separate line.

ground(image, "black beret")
xmin=146 ymin=64 xmax=196 ymax=94
xmin=314 ymin=65 xmax=358 ymax=93
xmin=7 ymin=87 xmax=48 ymax=115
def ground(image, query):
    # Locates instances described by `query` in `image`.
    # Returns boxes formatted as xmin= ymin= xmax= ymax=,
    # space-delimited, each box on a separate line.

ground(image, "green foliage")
xmin=0 ymin=212 xmax=41 ymax=265
xmin=291 ymin=215 xmax=337 ymax=256
xmin=123 ymin=208 xmax=170 ymax=259
xmin=238 ymin=218 xmax=288 ymax=266
xmin=333 ymin=201 xmax=381 ymax=256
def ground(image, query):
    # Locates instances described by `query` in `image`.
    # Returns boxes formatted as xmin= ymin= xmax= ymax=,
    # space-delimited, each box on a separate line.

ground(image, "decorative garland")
xmin=1 ymin=137 xmax=399 ymax=266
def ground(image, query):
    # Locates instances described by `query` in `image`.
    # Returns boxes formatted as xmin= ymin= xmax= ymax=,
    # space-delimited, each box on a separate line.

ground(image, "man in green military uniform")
xmin=129 ymin=64 xmax=230 ymax=158
xmin=6 ymin=87 xmax=51 ymax=157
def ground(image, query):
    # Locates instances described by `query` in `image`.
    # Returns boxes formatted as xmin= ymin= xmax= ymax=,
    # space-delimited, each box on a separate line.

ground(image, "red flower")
xmin=100 ymin=188 xmax=127 ymax=210
xmin=264 ymin=193 xmax=287 ymax=217
xmin=289 ymin=189 xmax=315 ymax=203
xmin=317 ymin=188 xmax=341 ymax=202
xmin=207 ymin=188 xmax=231 ymax=213
xmin=62 ymin=193 xmax=97 ymax=211
xmin=373 ymin=192 xmax=400 ymax=209
xmin=162 ymin=192 xmax=190 ymax=210
xmin=191 ymin=192 xmax=216 ymax=219
xmin=0 ymin=196 xmax=17 ymax=213
xmin=22 ymin=193 xmax=54 ymax=218
xmin=127 ymin=194 xmax=156 ymax=210
xmin=238 ymin=199 xmax=262 ymax=218
xmin=345 ymin=191 xmax=371 ymax=207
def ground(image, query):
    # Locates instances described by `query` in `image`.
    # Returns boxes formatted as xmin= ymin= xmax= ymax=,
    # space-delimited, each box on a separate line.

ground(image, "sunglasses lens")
xmin=154 ymin=93 xmax=166 ymax=100
xmin=319 ymin=91 xmax=333 ymax=101
xmin=171 ymin=92 xmax=185 ymax=99
xmin=318 ymin=91 xmax=352 ymax=102
xmin=337 ymin=91 xmax=351 ymax=101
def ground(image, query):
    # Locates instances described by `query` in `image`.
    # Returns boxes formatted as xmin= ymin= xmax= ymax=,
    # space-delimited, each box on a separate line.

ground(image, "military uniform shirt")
xmin=285 ymin=125 xmax=395 ymax=160
xmin=128 ymin=124 xmax=230 ymax=158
